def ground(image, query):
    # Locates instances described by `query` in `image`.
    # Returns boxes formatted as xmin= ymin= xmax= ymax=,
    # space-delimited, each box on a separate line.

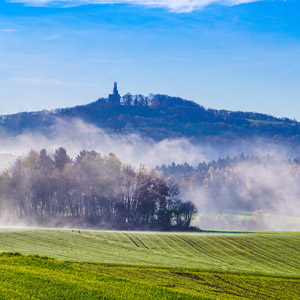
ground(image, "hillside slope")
xmin=0 ymin=229 xmax=299 ymax=276
xmin=1 ymin=252 xmax=299 ymax=300
xmin=1 ymin=94 xmax=300 ymax=145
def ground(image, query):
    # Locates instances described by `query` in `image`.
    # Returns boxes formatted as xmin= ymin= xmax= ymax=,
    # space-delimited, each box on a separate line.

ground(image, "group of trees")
xmin=157 ymin=154 xmax=298 ymax=180
xmin=0 ymin=148 xmax=197 ymax=230
xmin=122 ymin=94 xmax=150 ymax=107
xmin=157 ymin=154 xmax=300 ymax=213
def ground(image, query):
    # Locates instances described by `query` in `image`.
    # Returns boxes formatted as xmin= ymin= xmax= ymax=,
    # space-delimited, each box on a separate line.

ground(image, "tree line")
xmin=0 ymin=148 xmax=197 ymax=230
xmin=157 ymin=154 xmax=300 ymax=213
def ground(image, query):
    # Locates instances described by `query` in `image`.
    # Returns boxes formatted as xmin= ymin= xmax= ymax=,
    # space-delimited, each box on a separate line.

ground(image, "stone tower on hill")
xmin=108 ymin=82 xmax=121 ymax=105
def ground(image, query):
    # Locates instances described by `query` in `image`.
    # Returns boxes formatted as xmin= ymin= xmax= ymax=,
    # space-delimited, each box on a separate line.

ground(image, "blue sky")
xmin=0 ymin=0 xmax=299 ymax=119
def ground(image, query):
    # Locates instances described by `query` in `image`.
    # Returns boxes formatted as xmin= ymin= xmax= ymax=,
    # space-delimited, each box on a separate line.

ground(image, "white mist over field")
xmin=186 ymin=160 xmax=300 ymax=231
xmin=0 ymin=118 xmax=300 ymax=231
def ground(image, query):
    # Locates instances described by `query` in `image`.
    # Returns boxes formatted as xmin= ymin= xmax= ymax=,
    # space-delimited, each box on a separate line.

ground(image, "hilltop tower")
xmin=108 ymin=82 xmax=121 ymax=105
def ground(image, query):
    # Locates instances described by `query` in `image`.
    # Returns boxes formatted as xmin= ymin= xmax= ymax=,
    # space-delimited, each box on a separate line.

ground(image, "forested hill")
xmin=0 ymin=93 xmax=299 ymax=144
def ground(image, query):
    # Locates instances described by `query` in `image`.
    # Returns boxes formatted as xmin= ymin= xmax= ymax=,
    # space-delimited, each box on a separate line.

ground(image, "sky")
xmin=0 ymin=0 xmax=299 ymax=119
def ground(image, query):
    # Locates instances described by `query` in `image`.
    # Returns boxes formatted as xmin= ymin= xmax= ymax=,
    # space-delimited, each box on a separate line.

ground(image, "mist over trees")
xmin=157 ymin=154 xmax=300 ymax=214
xmin=0 ymin=148 xmax=197 ymax=230
xmin=3 ymin=147 xmax=300 ymax=231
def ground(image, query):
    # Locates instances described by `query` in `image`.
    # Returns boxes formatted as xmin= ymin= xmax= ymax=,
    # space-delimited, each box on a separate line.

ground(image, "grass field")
xmin=0 ymin=229 xmax=300 ymax=299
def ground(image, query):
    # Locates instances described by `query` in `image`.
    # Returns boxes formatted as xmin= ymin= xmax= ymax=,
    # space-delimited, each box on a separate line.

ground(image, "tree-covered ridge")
xmin=157 ymin=154 xmax=297 ymax=178
xmin=157 ymin=155 xmax=300 ymax=217
xmin=0 ymin=94 xmax=300 ymax=144
xmin=0 ymin=148 xmax=197 ymax=230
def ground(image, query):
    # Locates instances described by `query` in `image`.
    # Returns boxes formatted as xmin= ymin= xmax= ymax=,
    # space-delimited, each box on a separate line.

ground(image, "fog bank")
xmin=0 ymin=118 xmax=300 ymax=231
xmin=0 ymin=118 xmax=294 ymax=170
xmin=184 ymin=159 xmax=300 ymax=231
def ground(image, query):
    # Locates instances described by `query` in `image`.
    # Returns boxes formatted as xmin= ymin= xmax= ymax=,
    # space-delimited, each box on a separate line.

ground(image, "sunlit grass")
xmin=0 ymin=229 xmax=300 ymax=275
xmin=1 ymin=252 xmax=300 ymax=300
xmin=0 ymin=253 xmax=203 ymax=300
xmin=1 ymin=229 xmax=300 ymax=299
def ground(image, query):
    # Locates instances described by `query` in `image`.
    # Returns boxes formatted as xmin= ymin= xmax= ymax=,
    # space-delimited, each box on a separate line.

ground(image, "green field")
xmin=0 ymin=229 xmax=300 ymax=299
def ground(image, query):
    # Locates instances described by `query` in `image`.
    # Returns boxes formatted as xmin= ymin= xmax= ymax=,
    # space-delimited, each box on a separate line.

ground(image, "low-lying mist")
xmin=0 ymin=118 xmax=208 ymax=170
xmin=0 ymin=118 xmax=300 ymax=231
xmin=0 ymin=118 xmax=293 ymax=170
xmin=181 ymin=158 xmax=300 ymax=231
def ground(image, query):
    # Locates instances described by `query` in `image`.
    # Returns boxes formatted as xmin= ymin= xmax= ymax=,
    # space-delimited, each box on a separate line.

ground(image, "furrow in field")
xmin=257 ymin=235 xmax=300 ymax=262
xmin=190 ymin=236 xmax=262 ymax=272
xmin=213 ymin=274 xmax=277 ymax=300
xmin=174 ymin=235 xmax=231 ymax=266
xmin=230 ymin=237 xmax=300 ymax=272
xmin=123 ymin=233 xmax=141 ymax=248
xmin=166 ymin=235 xmax=202 ymax=256
xmin=131 ymin=234 xmax=149 ymax=249
xmin=1 ymin=229 xmax=300 ymax=277
xmin=183 ymin=236 xmax=244 ymax=268
xmin=199 ymin=235 xmax=290 ymax=273
xmin=215 ymin=236 xmax=287 ymax=273
xmin=251 ymin=236 xmax=300 ymax=267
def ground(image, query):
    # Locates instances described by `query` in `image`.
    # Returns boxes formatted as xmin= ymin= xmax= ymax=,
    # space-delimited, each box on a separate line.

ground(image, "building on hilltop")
xmin=108 ymin=82 xmax=121 ymax=105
